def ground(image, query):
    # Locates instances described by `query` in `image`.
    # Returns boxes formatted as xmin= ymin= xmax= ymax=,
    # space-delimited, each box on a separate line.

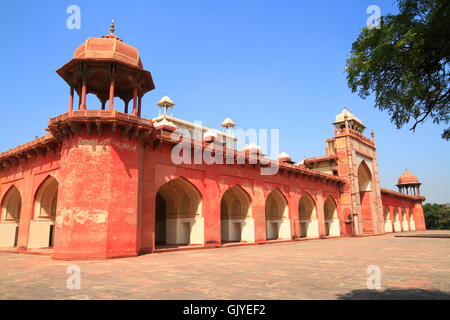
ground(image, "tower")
xmin=48 ymin=23 xmax=155 ymax=259
xmin=327 ymin=109 xmax=383 ymax=236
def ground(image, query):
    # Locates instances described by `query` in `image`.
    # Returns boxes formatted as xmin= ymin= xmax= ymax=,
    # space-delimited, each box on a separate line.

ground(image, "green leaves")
xmin=346 ymin=0 xmax=449 ymax=139
xmin=423 ymin=203 xmax=450 ymax=229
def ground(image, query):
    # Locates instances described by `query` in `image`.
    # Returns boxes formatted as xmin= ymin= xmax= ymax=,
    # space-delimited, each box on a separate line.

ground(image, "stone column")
xmin=316 ymin=192 xmax=326 ymax=237
xmin=108 ymin=65 xmax=117 ymax=110
xmin=132 ymin=87 xmax=138 ymax=116
xmin=68 ymin=87 xmax=74 ymax=112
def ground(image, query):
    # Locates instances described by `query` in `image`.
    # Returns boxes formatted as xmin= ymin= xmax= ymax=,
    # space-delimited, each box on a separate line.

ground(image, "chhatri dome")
xmin=157 ymin=95 xmax=176 ymax=108
xmin=56 ymin=20 xmax=155 ymax=113
xmin=221 ymin=117 xmax=236 ymax=128
xmin=72 ymin=20 xmax=143 ymax=68
xmin=397 ymin=171 xmax=421 ymax=196
xmin=398 ymin=171 xmax=420 ymax=185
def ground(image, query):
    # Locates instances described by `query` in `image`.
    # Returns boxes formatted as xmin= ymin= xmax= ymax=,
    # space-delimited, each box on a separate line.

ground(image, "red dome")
xmin=398 ymin=171 xmax=419 ymax=185
xmin=73 ymin=34 xmax=143 ymax=69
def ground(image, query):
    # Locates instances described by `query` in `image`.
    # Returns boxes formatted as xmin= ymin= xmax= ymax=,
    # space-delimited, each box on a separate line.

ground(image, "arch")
xmin=383 ymin=206 xmax=393 ymax=233
xmin=358 ymin=161 xmax=374 ymax=234
xmin=265 ymin=189 xmax=290 ymax=240
xmin=298 ymin=193 xmax=319 ymax=238
xmin=0 ymin=186 xmax=22 ymax=247
xmin=34 ymin=176 xmax=58 ymax=220
xmin=324 ymin=196 xmax=340 ymax=236
xmin=393 ymin=208 xmax=401 ymax=232
xmin=220 ymin=185 xmax=254 ymax=243
xmin=357 ymin=161 xmax=372 ymax=192
xmin=401 ymin=208 xmax=409 ymax=232
xmin=155 ymin=177 xmax=203 ymax=247
xmin=29 ymin=176 xmax=59 ymax=248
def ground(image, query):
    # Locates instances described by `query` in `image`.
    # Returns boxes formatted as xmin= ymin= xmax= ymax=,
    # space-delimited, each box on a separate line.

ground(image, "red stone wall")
xmin=52 ymin=128 xmax=143 ymax=260
xmin=380 ymin=193 xmax=426 ymax=231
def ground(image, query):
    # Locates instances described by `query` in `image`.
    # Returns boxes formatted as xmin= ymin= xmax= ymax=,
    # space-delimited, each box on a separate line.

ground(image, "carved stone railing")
xmin=48 ymin=110 xmax=152 ymax=127
xmin=334 ymin=128 xmax=375 ymax=147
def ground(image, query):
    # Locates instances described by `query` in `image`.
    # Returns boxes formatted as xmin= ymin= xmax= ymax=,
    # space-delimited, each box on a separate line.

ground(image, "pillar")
xmin=288 ymin=192 xmax=300 ymax=240
xmin=80 ymin=77 xmax=87 ymax=111
xmin=68 ymin=87 xmax=74 ymax=112
xmin=202 ymin=171 xmax=221 ymax=247
xmin=316 ymin=193 xmax=326 ymax=237
xmin=132 ymin=87 xmax=138 ymax=116
xmin=138 ymin=96 xmax=142 ymax=117
xmin=108 ymin=66 xmax=116 ymax=110
xmin=252 ymin=186 xmax=267 ymax=243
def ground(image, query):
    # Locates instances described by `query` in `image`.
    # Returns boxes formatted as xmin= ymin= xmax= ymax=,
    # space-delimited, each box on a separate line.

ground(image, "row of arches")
xmin=1 ymin=175 xmax=340 ymax=249
xmin=383 ymin=206 xmax=416 ymax=233
xmin=0 ymin=176 xmax=58 ymax=248
xmin=154 ymin=177 xmax=340 ymax=248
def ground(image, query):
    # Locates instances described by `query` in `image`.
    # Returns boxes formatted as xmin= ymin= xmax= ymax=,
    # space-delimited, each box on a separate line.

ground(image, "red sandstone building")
xmin=0 ymin=26 xmax=426 ymax=260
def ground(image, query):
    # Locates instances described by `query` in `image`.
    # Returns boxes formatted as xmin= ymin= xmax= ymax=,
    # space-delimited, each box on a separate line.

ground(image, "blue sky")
xmin=0 ymin=0 xmax=448 ymax=203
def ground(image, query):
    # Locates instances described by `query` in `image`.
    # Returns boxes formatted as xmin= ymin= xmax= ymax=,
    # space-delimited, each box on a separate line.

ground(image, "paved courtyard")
xmin=0 ymin=231 xmax=449 ymax=300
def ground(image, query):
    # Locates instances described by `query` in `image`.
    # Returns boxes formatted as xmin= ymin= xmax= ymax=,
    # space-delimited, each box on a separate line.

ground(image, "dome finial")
xmin=110 ymin=20 xmax=115 ymax=34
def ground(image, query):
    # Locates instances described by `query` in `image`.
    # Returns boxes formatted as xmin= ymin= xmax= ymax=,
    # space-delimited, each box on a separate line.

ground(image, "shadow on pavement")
xmin=337 ymin=288 xmax=450 ymax=300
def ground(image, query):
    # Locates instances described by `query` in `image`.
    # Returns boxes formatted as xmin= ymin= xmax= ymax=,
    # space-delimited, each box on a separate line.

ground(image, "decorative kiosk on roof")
xmin=397 ymin=171 xmax=421 ymax=196
xmin=333 ymin=108 xmax=366 ymax=133
xmin=56 ymin=21 xmax=155 ymax=115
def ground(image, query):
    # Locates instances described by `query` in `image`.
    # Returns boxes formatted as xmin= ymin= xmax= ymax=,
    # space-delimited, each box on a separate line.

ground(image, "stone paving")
xmin=0 ymin=231 xmax=449 ymax=300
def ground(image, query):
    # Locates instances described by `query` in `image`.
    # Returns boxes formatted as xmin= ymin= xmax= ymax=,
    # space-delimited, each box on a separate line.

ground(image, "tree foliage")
xmin=423 ymin=203 xmax=450 ymax=229
xmin=346 ymin=0 xmax=450 ymax=139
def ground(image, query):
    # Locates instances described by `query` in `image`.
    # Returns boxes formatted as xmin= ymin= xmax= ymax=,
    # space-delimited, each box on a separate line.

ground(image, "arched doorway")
xmin=265 ymin=189 xmax=291 ymax=240
xmin=383 ymin=206 xmax=393 ymax=233
xmin=324 ymin=196 xmax=340 ymax=236
xmin=358 ymin=161 xmax=374 ymax=234
xmin=0 ymin=186 xmax=21 ymax=247
xmin=220 ymin=185 xmax=254 ymax=243
xmin=393 ymin=208 xmax=401 ymax=232
xmin=29 ymin=176 xmax=58 ymax=248
xmin=409 ymin=209 xmax=416 ymax=231
xmin=155 ymin=177 xmax=203 ymax=247
xmin=298 ymin=193 xmax=318 ymax=238
xmin=401 ymin=209 xmax=409 ymax=231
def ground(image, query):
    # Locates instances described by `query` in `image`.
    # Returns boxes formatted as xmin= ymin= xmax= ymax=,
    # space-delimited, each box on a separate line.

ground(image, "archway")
xmin=265 ymin=189 xmax=291 ymax=240
xmin=393 ymin=208 xmax=401 ymax=232
xmin=0 ymin=186 xmax=21 ymax=247
xmin=298 ymin=193 xmax=319 ymax=238
xmin=358 ymin=161 xmax=374 ymax=234
xmin=401 ymin=209 xmax=409 ymax=231
xmin=383 ymin=206 xmax=393 ymax=233
xmin=409 ymin=209 xmax=416 ymax=231
xmin=220 ymin=185 xmax=254 ymax=243
xmin=324 ymin=196 xmax=340 ymax=236
xmin=29 ymin=176 xmax=58 ymax=248
xmin=155 ymin=177 xmax=203 ymax=247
